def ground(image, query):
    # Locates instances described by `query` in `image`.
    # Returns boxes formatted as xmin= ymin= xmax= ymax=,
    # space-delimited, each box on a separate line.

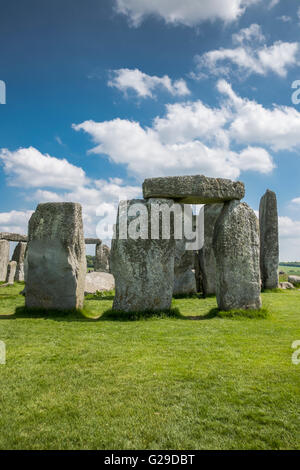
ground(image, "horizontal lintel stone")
xmin=143 ymin=175 xmax=245 ymax=204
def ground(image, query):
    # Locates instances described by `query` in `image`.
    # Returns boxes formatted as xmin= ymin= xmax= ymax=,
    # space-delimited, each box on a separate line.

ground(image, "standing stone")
xmin=259 ymin=190 xmax=279 ymax=289
xmin=173 ymin=239 xmax=196 ymax=295
xmin=111 ymin=199 xmax=176 ymax=312
xmin=6 ymin=261 xmax=17 ymax=284
xmin=26 ymin=203 xmax=86 ymax=311
xmin=12 ymin=242 xmax=27 ymax=282
xmin=199 ymin=204 xmax=223 ymax=296
xmin=173 ymin=207 xmax=196 ymax=295
xmin=95 ymin=243 xmax=110 ymax=273
xmin=213 ymin=201 xmax=262 ymax=311
xmin=0 ymin=240 xmax=9 ymax=282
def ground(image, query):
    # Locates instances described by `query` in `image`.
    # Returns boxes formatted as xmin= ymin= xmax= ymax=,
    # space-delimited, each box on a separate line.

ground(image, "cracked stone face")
xmin=26 ymin=202 xmax=86 ymax=311
xmin=259 ymin=190 xmax=279 ymax=290
xmin=213 ymin=200 xmax=262 ymax=311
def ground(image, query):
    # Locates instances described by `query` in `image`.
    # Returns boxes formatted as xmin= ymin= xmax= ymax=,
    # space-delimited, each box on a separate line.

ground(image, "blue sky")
xmin=0 ymin=0 xmax=300 ymax=259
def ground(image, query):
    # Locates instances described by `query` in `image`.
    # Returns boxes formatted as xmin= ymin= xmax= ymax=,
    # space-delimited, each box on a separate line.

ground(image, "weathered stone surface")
xmin=6 ymin=261 xmax=17 ymax=284
xmin=213 ymin=200 xmax=262 ymax=311
xmin=26 ymin=203 xmax=86 ymax=311
xmin=15 ymin=263 xmax=25 ymax=282
xmin=288 ymin=275 xmax=300 ymax=285
xmin=95 ymin=243 xmax=110 ymax=273
xmin=12 ymin=242 xmax=27 ymax=282
xmin=199 ymin=203 xmax=223 ymax=296
xmin=143 ymin=175 xmax=245 ymax=204
xmin=12 ymin=242 xmax=27 ymax=263
xmin=85 ymin=238 xmax=102 ymax=245
xmin=194 ymin=251 xmax=203 ymax=293
xmin=0 ymin=232 xmax=28 ymax=242
xmin=280 ymin=282 xmax=295 ymax=290
xmin=0 ymin=240 xmax=10 ymax=282
xmin=173 ymin=239 xmax=196 ymax=295
xmin=111 ymin=199 xmax=176 ymax=312
xmin=259 ymin=190 xmax=279 ymax=289
xmin=85 ymin=272 xmax=115 ymax=294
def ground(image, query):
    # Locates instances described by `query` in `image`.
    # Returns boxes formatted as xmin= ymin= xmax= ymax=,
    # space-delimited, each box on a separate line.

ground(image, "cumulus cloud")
xmin=114 ymin=0 xmax=260 ymax=27
xmin=195 ymin=24 xmax=299 ymax=78
xmin=0 ymin=147 xmax=88 ymax=189
xmin=279 ymin=216 xmax=300 ymax=261
xmin=0 ymin=210 xmax=34 ymax=235
xmin=218 ymin=80 xmax=300 ymax=151
xmin=108 ymin=68 xmax=190 ymax=98
xmin=73 ymin=86 xmax=275 ymax=180
xmin=232 ymin=23 xmax=265 ymax=45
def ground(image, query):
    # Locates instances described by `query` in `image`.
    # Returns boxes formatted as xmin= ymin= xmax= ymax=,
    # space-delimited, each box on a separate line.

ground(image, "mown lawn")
xmin=0 ymin=283 xmax=300 ymax=450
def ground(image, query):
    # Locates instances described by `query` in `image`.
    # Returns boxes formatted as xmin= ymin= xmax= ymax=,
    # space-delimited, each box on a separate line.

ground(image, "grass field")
xmin=0 ymin=283 xmax=300 ymax=450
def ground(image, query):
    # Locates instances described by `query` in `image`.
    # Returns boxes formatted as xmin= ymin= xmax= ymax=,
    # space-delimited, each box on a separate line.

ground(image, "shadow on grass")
xmin=3 ymin=306 xmax=97 ymax=322
xmin=0 ymin=306 xmax=222 ymax=322
xmin=99 ymin=308 xmax=187 ymax=322
xmin=211 ymin=307 xmax=269 ymax=319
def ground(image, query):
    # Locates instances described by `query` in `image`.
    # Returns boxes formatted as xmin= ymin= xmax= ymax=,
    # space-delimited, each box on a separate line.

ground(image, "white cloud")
xmin=73 ymin=101 xmax=274 ymax=180
xmin=232 ymin=23 xmax=265 ymax=45
xmin=195 ymin=34 xmax=299 ymax=78
xmin=218 ymin=80 xmax=300 ymax=151
xmin=277 ymin=15 xmax=291 ymax=23
xmin=0 ymin=210 xmax=33 ymax=235
xmin=0 ymin=147 xmax=88 ymax=189
xmin=115 ymin=0 xmax=260 ymax=27
xmin=108 ymin=68 xmax=190 ymax=98
xmin=268 ymin=0 xmax=279 ymax=8
xmin=291 ymin=197 xmax=300 ymax=205
xmin=279 ymin=216 xmax=300 ymax=261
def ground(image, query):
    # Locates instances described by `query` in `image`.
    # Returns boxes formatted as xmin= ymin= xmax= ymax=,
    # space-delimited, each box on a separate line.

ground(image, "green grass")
xmin=0 ymin=284 xmax=300 ymax=449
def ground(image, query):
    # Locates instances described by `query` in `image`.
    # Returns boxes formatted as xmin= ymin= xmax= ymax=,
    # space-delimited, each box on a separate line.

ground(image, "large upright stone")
xmin=199 ymin=204 xmax=223 ymax=296
xmin=143 ymin=175 xmax=245 ymax=204
xmin=0 ymin=240 xmax=9 ymax=281
xmin=12 ymin=242 xmax=27 ymax=282
xmin=213 ymin=201 xmax=262 ymax=311
xmin=26 ymin=203 xmax=86 ymax=311
xmin=259 ymin=190 xmax=279 ymax=289
xmin=95 ymin=243 xmax=110 ymax=273
xmin=6 ymin=261 xmax=17 ymax=284
xmin=111 ymin=199 xmax=176 ymax=312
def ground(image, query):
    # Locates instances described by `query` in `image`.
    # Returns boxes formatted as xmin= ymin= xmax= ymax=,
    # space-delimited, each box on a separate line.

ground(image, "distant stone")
xmin=288 ymin=275 xmax=300 ymax=285
xmin=0 ymin=232 xmax=28 ymax=242
xmin=111 ymin=199 xmax=175 ymax=312
xmin=85 ymin=272 xmax=115 ymax=294
xmin=15 ymin=263 xmax=25 ymax=282
xmin=259 ymin=190 xmax=279 ymax=289
xmin=85 ymin=238 xmax=102 ymax=245
xmin=0 ymin=240 xmax=10 ymax=282
xmin=95 ymin=243 xmax=110 ymax=273
xmin=213 ymin=201 xmax=262 ymax=311
xmin=173 ymin=239 xmax=196 ymax=296
xmin=26 ymin=203 xmax=86 ymax=311
xmin=12 ymin=242 xmax=27 ymax=282
xmin=143 ymin=175 xmax=245 ymax=204
xmin=199 ymin=203 xmax=223 ymax=296
xmin=279 ymin=282 xmax=295 ymax=290
xmin=6 ymin=261 xmax=17 ymax=284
